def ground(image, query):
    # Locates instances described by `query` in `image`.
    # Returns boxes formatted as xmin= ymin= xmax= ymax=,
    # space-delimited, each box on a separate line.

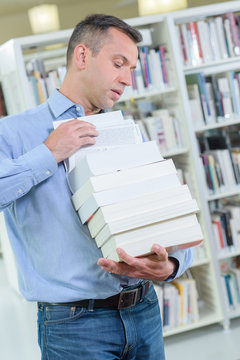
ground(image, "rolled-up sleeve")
xmin=165 ymin=248 xmax=194 ymax=282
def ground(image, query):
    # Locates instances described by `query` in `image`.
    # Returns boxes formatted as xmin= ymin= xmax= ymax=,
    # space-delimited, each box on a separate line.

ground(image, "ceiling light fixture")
xmin=28 ymin=4 xmax=60 ymax=34
xmin=138 ymin=0 xmax=188 ymax=16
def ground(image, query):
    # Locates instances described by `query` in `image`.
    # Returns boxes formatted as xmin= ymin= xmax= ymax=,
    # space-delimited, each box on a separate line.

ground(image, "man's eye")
xmin=114 ymin=63 xmax=122 ymax=68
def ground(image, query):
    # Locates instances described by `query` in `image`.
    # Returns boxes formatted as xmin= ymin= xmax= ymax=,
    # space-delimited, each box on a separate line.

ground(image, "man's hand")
xmin=44 ymin=119 xmax=99 ymax=163
xmin=97 ymin=244 xmax=176 ymax=282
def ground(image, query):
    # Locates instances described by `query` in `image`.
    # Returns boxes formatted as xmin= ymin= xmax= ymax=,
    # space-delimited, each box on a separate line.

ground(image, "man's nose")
xmin=119 ymin=69 xmax=132 ymax=87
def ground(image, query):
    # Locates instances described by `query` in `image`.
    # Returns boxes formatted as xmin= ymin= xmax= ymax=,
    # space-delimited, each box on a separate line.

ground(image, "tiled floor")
xmin=1 ymin=256 xmax=240 ymax=360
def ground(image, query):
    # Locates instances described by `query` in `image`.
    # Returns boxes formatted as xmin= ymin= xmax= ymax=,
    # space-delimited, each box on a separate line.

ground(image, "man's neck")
xmin=58 ymin=87 xmax=102 ymax=116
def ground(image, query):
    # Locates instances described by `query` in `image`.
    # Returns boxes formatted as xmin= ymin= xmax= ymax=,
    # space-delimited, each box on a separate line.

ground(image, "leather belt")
xmin=40 ymin=281 xmax=150 ymax=310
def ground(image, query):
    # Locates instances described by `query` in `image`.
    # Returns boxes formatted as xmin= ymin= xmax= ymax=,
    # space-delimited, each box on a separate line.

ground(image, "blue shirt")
xmin=0 ymin=89 xmax=193 ymax=302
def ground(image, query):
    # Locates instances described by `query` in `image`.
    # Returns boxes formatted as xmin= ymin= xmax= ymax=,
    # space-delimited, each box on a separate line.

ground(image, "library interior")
xmin=1 ymin=0 xmax=240 ymax=359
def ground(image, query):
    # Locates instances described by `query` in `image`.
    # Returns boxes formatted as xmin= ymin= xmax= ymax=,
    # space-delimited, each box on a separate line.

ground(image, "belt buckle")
xmin=118 ymin=288 xmax=139 ymax=310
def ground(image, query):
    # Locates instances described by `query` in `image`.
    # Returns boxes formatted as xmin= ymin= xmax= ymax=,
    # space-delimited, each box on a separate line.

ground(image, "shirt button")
xmin=17 ymin=189 xmax=22 ymax=194
xmin=76 ymin=106 xmax=81 ymax=111
xmin=45 ymin=170 xmax=51 ymax=175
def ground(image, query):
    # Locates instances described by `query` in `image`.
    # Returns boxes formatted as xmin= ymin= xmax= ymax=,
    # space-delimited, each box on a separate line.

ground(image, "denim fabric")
xmin=37 ymin=284 xmax=165 ymax=360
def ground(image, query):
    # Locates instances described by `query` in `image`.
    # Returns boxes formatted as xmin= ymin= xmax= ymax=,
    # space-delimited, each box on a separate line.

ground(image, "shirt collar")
xmin=47 ymin=89 xmax=85 ymax=119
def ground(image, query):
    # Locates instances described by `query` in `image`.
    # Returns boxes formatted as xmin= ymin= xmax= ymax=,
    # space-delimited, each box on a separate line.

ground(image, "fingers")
xmin=116 ymin=248 xmax=140 ymax=267
xmin=151 ymin=244 xmax=168 ymax=262
xmin=45 ymin=119 xmax=99 ymax=162
xmin=58 ymin=119 xmax=98 ymax=138
xmin=97 ymin=246 xmax=171 ymax=281
xmin=97 ymin=257 xmax=134 ymax=276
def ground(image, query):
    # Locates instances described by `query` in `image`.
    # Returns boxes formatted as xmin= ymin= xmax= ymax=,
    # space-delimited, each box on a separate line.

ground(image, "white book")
xmin=102 ymin=223 xmax=203 ymax=261
xmin=221 ymin=149 xmax=236 ymax=187
xmin=88 ymin=195 xmax=199 ymax=238
xmin=143 ymin=116 xmax=164 ymax=146
xmin=53 ymin=110 xmax=124 ymax=128
xmin=135 ymin=59 xmax=145 ymax=93
xmin=196 ymin=20 xmax=213 ymax=63
xmin=77 ymin=173 xmax=181 ymax=223
xmin=53 ymin=111 xmax=143 ymax=172
xmin=214 ymin=150 xmax=229 ymax=190
xmin=96 ymin=213 xmax=198 ymax=248
xmin=72 ymin=159 xmax=176 ymax=210
xmin=188 ymin=84 xmax=205 ymax=128
xmin=163 ymin=284 xmax=179 ymax=330
xmin=217 ymin=77 xmax=233 ymax=117
xmin=212 ymin=222 xmax=222 ymax=252
xmin=223 ymin=18 xmax=235 ymax=58
xmin=233 ymin=78 xmax=240 ymax=115
xmin=134 ymin=119 xmax=150 ymax=141
xmin=153 ymin=109 xmax=177 ymax=150
xmin=214 ymin=17 xmax=229 ymax=59
xmin=205 ymin=82 xmax=217 ymax=122
xmin=181 ymin=23 xmax=191 ymax=66
xmin=208 ymin=20 xmax=221 ymax=61
xmin=149 ymin=49 xmax=164 ymax=89
xmin=68 ymin=140 xmax=163 ymax=193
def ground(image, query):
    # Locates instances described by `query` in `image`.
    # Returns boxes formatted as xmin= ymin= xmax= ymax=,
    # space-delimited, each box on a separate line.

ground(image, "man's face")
xmin=83 ymin=27 xmax=139 ymax=111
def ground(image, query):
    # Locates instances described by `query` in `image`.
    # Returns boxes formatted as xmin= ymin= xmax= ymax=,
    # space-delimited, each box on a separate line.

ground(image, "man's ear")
xmin=73 ymin=44 xmax=90 ymax=69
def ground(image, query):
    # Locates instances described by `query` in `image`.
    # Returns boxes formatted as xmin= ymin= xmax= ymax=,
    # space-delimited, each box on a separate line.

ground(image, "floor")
xmin=1 ymin=256 xmax=240 ymax=360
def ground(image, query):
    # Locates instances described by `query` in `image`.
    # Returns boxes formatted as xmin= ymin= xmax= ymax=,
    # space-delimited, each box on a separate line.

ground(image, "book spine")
xmin=188 ymin=22 xmax=203 ymax=65
xmin=227 ymin=12 xmax=240 ymax=56
xmin=158 ymin=46 xmax=168 ymax=84
xmin=212 ymin=219 xmax=225 ymax=249
xmin=177 ymin=24 xmax=188 ymax=65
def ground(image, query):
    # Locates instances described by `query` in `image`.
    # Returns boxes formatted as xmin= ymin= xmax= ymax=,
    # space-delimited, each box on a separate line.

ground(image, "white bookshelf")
xmin=2 ymin=0 xmax=240 ymax=335
xmin=119 ymin=86 xmax=177 ymax=102
xmin=168 ymin=0 xmax=240 ymax=331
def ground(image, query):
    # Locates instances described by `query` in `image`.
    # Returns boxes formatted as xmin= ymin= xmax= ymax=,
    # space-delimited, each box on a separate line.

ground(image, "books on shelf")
xmin=211 ymin=201 xmax=240 ymax=254
xmin=187 ymin=71 xmax=240 ymax=128
xmin=220 ymin=264 xmax=240 ymax=311
xmin=143 ymin=108 xmax=184 ymax=153
xmin=154 ymin=276 xmax=199 ymax=330
xmin=177 ymin=11 xmax=240 ymax=67
xmin=200 ymin=134 xmax=240 ymax=194
xmin=186 ymin=73 xmax=214 ymax=125
xmin=26 ymin=58 xmax=66 ymax=107
xmin=120 ymin=43 xmax=173 ymax=99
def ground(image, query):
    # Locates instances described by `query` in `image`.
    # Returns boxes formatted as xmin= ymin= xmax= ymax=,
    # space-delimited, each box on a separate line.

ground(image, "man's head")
xmin=61 ymin=14 xmax=142 ymax=114
xmin=66 ymin=14 xmax=142 ymax=67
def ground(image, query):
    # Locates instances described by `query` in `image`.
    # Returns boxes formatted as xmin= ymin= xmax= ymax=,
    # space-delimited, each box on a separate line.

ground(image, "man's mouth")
xmin=111 ymin=89 xmax=123 ymax=100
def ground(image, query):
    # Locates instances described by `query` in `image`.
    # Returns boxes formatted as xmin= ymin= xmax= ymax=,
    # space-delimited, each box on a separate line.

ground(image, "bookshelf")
xmin=169 ymin=0 xmax=240 ymax=330
xmin=2 ymin=0 xmax=240 ymax=335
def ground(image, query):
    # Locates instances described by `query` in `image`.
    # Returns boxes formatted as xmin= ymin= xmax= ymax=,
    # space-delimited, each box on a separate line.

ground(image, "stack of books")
xmin=68 ymin=140 xmax=203 ymax=262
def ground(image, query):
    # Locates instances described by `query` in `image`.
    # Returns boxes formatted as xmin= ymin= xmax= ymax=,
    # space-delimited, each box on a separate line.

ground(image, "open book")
xmin=53 ymin=110 xmax=143 ymax=172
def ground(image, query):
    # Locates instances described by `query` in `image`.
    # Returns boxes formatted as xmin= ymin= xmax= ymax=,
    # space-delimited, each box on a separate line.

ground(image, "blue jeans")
xmin=37 ymin=284 xmax=165 ymax=360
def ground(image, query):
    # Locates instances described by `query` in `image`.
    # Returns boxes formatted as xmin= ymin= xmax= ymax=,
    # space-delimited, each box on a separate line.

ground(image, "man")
xmin=0 ymin=14 xmax=193 ymax=360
